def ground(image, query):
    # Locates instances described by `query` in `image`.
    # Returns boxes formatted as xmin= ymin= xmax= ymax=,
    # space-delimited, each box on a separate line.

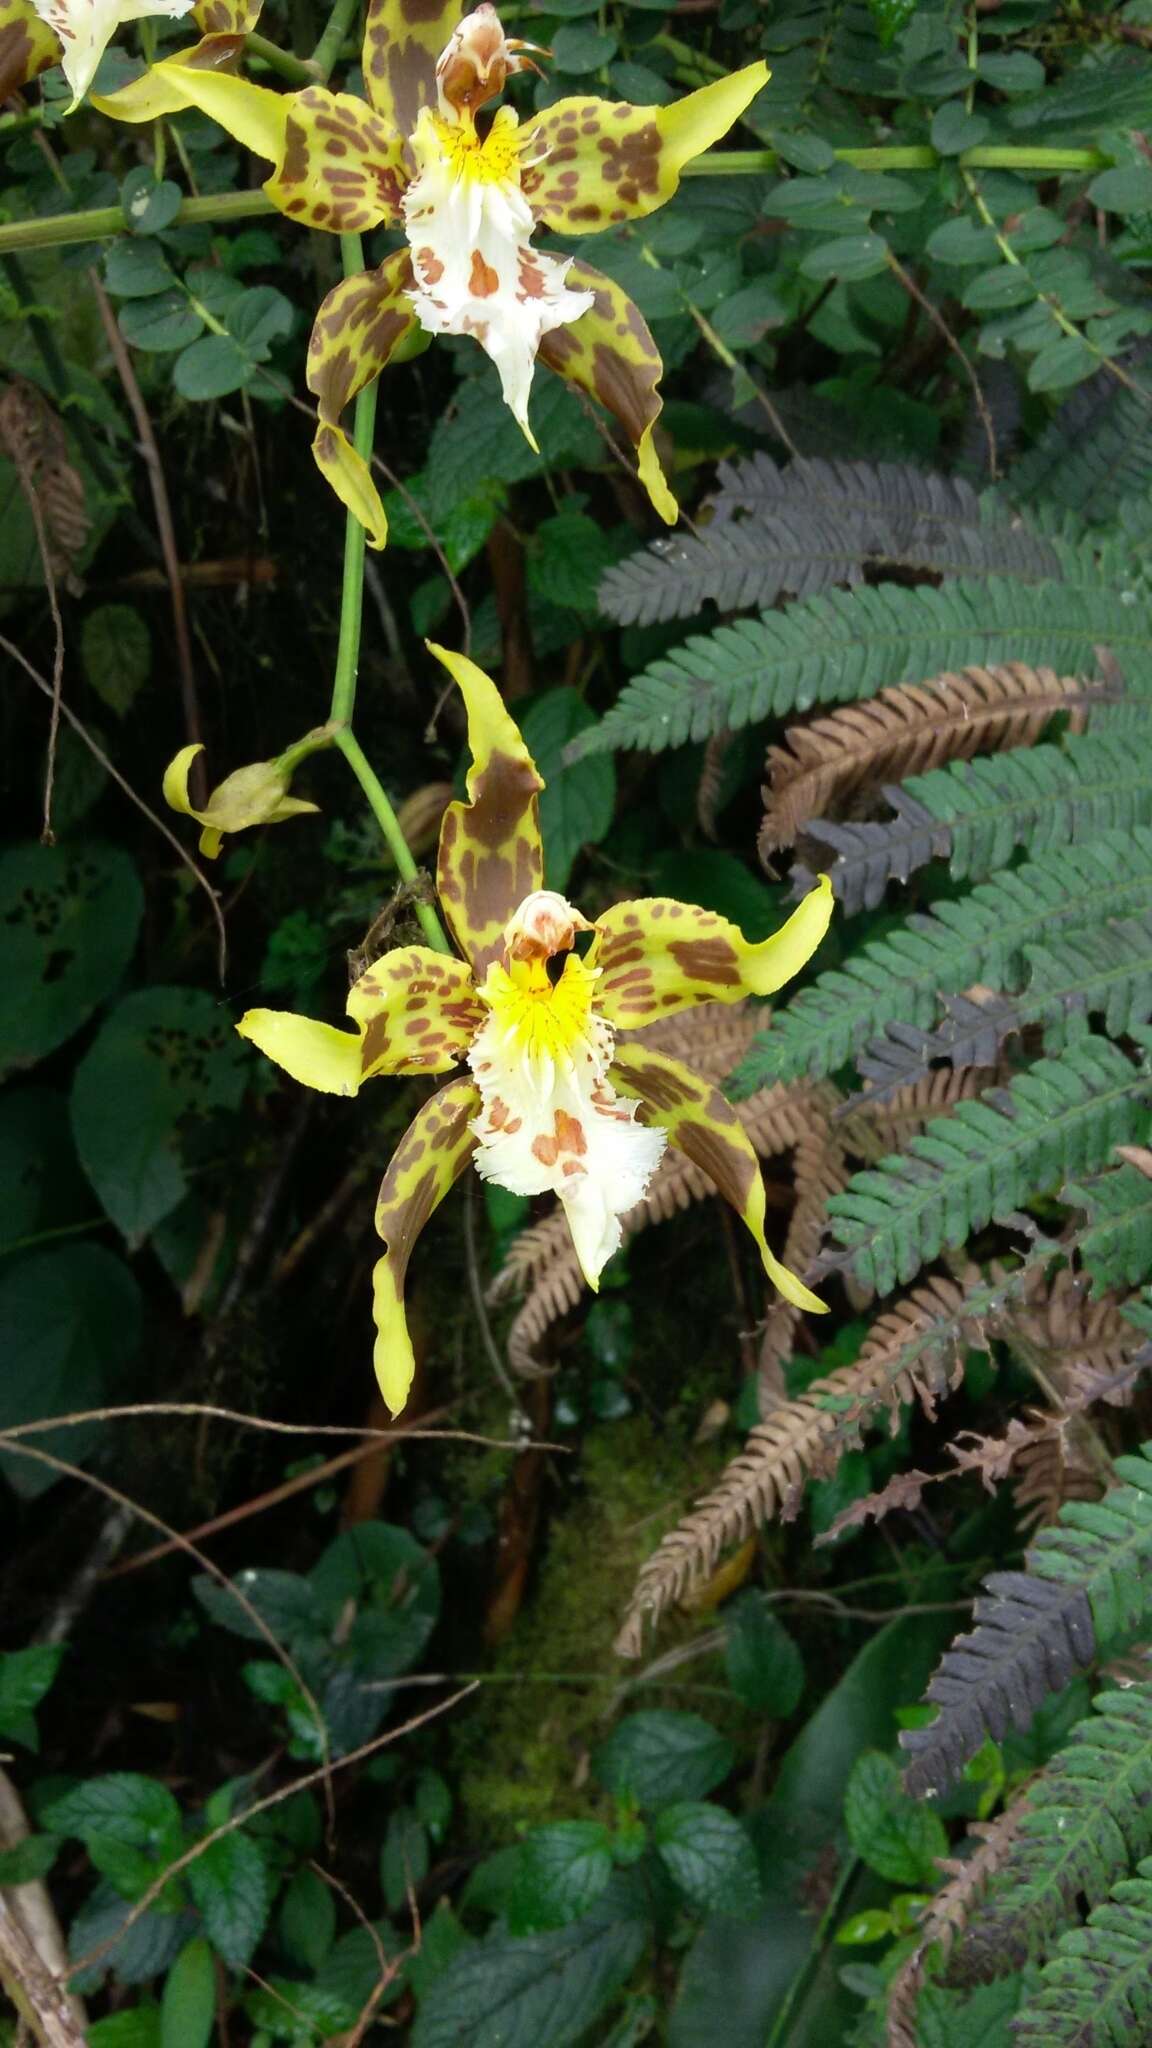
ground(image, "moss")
xmin=453 ymin=1415 xmax=728 ymax=1841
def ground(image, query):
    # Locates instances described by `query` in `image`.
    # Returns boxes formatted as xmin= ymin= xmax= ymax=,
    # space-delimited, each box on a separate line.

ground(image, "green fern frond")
xmin=902 ymin=1443 xmax=1152 ymax=1798
xmin=1063 ymin=1164 xmax=1152 ymax=1293
xmin=574 ymin=567 xmax=1152 ymax=755
xmin=1005 ymin=364 xmax=1152 ymax=526
xmin=799 ymin=734 xmax=1152 ymax=913
xmin=1011 ymin=1853 xmax=1152 ymax=2048
xmin=957 ymin=1681 xmax=1152 ymax=1979
xmin=818 ymin=1039 xmax=1152 ymax=1298
xmin=733 ymin=831 xmax=1152 ymax=1091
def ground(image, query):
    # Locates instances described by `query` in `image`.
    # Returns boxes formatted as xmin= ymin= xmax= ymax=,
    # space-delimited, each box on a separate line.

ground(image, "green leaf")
xmin=977 ymin=50 xmax=1045 ymax=92
xmin=1027 ymin=334 xmax=1096 ymax=393
xmin=552 ymin=22 xmax=618 ymax=70
xmin=927 ymin=218 xmax=1000 ymax=266
xmin=413 ymin=1769 xmax=453 ymax=1842
xmin=81 ymin=605 xmax=150 ymax=717
xmin=519 ymin=688 xmax=615 ymax=891
xmin=45 ymin=1773 xmax=183 ymax=1852
xmin=411 ymin=1873 xmax=649 ymax=2048
xmin=0 ymin=1645 xmax=63 ymax=1747
xmin=194 ymin=1568 xmax=331 ymax=1650
xmin=310 ymin=1521 xmax=441 ymax=1672
xmin=278 ymin=1865 xmax=336 ymax=1973
xmin=0 ymin=1832 xmax=61 ymax=1882
xmin=160 ymin=1938 xmax=215 ymax=2048
xmin=0 ymin=1245 xmax=142 ymax=1501
xmin=119 ymin=292 xmax=204 ymax=354
xmin=381 ymin=1807 xmax=430 ymax=1913
xmin=1089 ymin=163 xmax=1152 ymax=214
xmin=649 ymin=851 xmax=785 ymax=943
xmin=653 ymin=1803 xmax=762 ymax=1914
xmin=121 ymin=169 xmax=183 ymax=235
xmin=799 ymin=233 xmax=889 ymax=282
xmin=834 ymin=1908 xmax=895 ymax=1945
xmin=227 ymin=284 xmax=293 ymax=357
xmin=930 ymin=101 xmax=991 ymax=154
xmin=0 ymin=1087 xmax=86 ymax=1254
xmin=0 ymin=842 xmax=142 ymax=1076
xmin=511 ymin=1822 xmax=614 ymax=1931
xmin=173 ymin=334 xmax=252 ymax=401
xmin=844 ymin=1751 xmax=949 ymax=1885
xmin=71 ymin=986 xmax=249 ymax=1245
xmin=104 ymin=238 xmax=176 ymax=298
xmin=724 ymin=1598 xmax=805 ymax=1717
xmin=593 ymin=1712 xmax=735 ymax=1810
xmin=709 ymin=279 xmax=790 ymax=347
xmin=88 ymin=2008 xmax=163 ymax=2047
xmin=527 ymin=510 xmax=621 ymax=613
xmin=188 ymin=1832 xmax=272 ymax=1968
xmin=962 ymin=266 xmax=1037 ymax=312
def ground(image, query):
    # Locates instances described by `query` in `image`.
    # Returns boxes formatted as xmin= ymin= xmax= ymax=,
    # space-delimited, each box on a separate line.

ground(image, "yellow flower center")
xmin=433 ymin=106 xmax=522 ymax=186
xmin=479 ymin=952 xmax=599 ymax=1067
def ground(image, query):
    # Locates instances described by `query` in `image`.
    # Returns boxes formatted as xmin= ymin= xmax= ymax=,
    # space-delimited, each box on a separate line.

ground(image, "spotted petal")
xmin=611 ymin=1043 xmax=825 ymax=1314
xmin=589 ymin=879 xmax=833 ymax=1028
xmin=372 ymin=1075 xmax=480 ymax=1414
xmin=265 ymin=86 xmax=408 ymax=232
xmin=429 ymin=642 xmax=545 ymax=979
xmin=360 ymin=0 xmax=460 ymax=145
xmin=237 ymin=946 xmax=484 ymax=1096
xmin=191 ymin=0 xmax=260 ymax=27
xmin=0 ymin=0 xmax=61 ymax=100
xmin=522 ymin=64 xmax=768 ymax=233
xmin=538 ymin=261 xmax=675 ymax=525
xmin=307 ymin=249 xmax=420 ymax=550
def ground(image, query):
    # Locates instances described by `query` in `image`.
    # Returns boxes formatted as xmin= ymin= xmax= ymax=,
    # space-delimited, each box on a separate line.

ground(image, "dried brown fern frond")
xmin=1004 ymin=1266 xmax=1143 ymax=1411
xmin=887 ymin=1802 xmax=1028 ymax=2048
xmin=619 ymin=999 xmax=765 ymax=1080
xmin=0 ymin=377 xmax=88 ymax=585
xmin=839 ymin=1066 xmax=1003 ymax=1160
xmin=1012 ymin=1413 xmax=1103 ymax=1531
xmin=758 ymin=1116 xmax=849 ymax=1412
xmin=616 ymin=1270 xmax=985 ymax=1655
xmin=760 ymin=662 xmax=1091 ymax=855
xmin=696 ymin=730 xmax=732 ymax=841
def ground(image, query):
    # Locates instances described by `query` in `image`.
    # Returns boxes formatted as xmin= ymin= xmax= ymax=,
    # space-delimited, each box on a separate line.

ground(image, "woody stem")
xmin=328 ymin=235 xmax=452 ymax=956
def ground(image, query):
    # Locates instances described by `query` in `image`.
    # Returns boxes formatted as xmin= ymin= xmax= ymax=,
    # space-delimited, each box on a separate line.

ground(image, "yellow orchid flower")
xmin=82 ymin=0 xmax=262 ymax=120
xmin=235 ymin=646 xmax=834 ymax=1418
xmin=0 ymin=0 xmax=253 ymax=109
xmin=163 ymin=742 xmax=320 ymax=858
xmin=97 ymin=0 xmax=769 ymax=548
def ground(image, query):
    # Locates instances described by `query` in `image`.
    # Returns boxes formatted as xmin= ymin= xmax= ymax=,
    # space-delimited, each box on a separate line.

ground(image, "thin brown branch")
xmin=885 ymin=249 xmax=998 ymax=478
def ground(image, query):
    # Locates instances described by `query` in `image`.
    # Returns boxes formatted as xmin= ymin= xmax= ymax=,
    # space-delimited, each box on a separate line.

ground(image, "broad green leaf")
xmin=174 ymin=335 xmax=252 ymax=401
xmin=121 ymin=169 xmax=183 ymax=235
xmin=511 ymin=1822 xmax=614 ymax=1931
xmin=0 ymin=1244 xmax=142 ymax=1500
xmin=1089 ymin=163 xmax=1152 ymax=214
xmin=81 ymin=605 xmax=151 ymax=716
xmin=552 ymin=22 xmax=618 ymax=70
xmin=278 ymin=1865 xmax=336 ymax=1973
xmin=160 ymin=1938 xmax=215 ymax=2048
xmin=653 ymin=1803 xmax=762 ymax=1914
xmin=0 ymin=842 xmax=142 ymax=1076
xmin=0 ymin=1644 xmax=63 ymax=1748
xmin=44 ymin=1773 xmax=183 ymax=1853
xmin=723 ymin=1598 xmax=805 ymax=1717
xmin=193 ymin=1568 xmax=331 ymax=1650
xmin=519 ymin=688 xmax=616 ymax=891
xmin=843 ymin=1751 xmax=949 ymax=1886
xmin=380 ymin=1807 xmax=430 ymax=1914
xmin=227 ymin=285 xmax=293 ymax=356
xmin=88 ymin=2007 xmax=163 ymax=2047
xmin=188 ymin=1831 xmax=272 ymax=1968
xmin=930 ymin=101 xmax=990 ymax=153
xmin=71 ymin=986 xmax=249 ymax=1245
xmin=104 ymin=238 xmax=176 ymax=298
xmin=67 ymin=1884 xmax=195 ymax=1995
xmin=411 ymin=1873 xmax=649 ymax=2048
xmin=310 ymin=1521 xmax=441 ymax=1674
xmin=927 ymin=218 xmax=1000 ymax=266
xmin=834 ymin=1908 xmax=894 ymax=1945
xmin=0 ymin=1831 xmax=61 ymax=1882
xmin=526 ymin=511 xmax=622 ymax=613
xmin=1027 ymin=333 xmax=1096 ymax=392
xmin=799 ymin=233 xmax=889 ymax=282
xmin=593 ymin=1712 xmax=735 ymax=1810
xmin=119 ymin=292 xmax=204 ymax=354
xmin=314 ymin=1921 xmax=407 ymax=2016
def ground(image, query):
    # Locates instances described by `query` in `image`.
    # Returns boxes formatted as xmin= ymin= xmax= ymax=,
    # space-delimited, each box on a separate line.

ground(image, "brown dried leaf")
xmin=0 ymin=377 xmax=89 ymax=586
xmin=887 ymin=1803 xmax=1029 ymax=2048
xmin=818 ymin=1465 xmax=936 ymax=1543
xmin=760 ymin=662 xmax=1092 ymax=854
xmin=839 ymin=1066 xmax=1003 ymax=1162
xmin=758 ymin=1114 xmax=849 ymax=1413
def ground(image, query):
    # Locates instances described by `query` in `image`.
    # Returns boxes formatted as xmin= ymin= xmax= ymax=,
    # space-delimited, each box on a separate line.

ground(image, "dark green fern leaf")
xmin=1005 ymin=357 xmax=1152 ymax=526
xmin=902 ymin=1444 xmax=1152 ymax=1799
xmin=796 ymin=734 xmax=1152 ymax=914
xmin=957 ymin=1682 xmax=1152 ymax=1981
xmin=817 ymin=1038 xmax=1152 ymax=1297
xmin=598 ymin=457 xmax=1061 ymax=627
xmin=573 ymin=568 xmax=1152 ymax=755
xmin=1010 ymin=1854 xmax=1152 ymax=2048
xmin=733 ymin=831 xmax=1152 ymax=1092
xmin=1063 ymin=1164 xmax=1152 ymax=1293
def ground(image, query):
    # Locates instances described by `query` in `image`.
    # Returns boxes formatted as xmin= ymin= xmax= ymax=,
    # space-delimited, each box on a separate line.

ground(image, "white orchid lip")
xmin=466 ymin=889 xmax=665 ymax=1288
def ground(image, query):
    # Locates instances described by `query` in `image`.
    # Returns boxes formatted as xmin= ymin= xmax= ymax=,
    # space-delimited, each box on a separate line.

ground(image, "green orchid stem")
xmin=277 ymin=724 xmax=339 ymax=774
xmin=327 ymin=233 xmax=452 ymax=957
xmin=309 ymin=0 xmax=363 ymax=83
xmin=0 ymin=143 xmax=1111 ymax=256
xmin=243 ymin=31 xmax=319 ymax=85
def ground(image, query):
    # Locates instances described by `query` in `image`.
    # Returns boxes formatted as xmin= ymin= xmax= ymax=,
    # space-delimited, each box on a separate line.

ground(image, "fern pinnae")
xmin=819 ymin=1038 xmax=1152 ymax=1300
xmin=760 ymin=663 xmax=1092 ymax=853
xmin=886 ymin=1802 xmax=1029 ymax=2048
xmin=1063 ymin=1163 xmax=1152 ymax=1294
xmin=1009 ymin=1854 xmax=1152 ymax=2048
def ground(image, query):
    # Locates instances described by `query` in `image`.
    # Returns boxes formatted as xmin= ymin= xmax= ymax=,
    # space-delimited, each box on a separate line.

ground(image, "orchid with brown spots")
xmin=1 ymin=0 xmax=256 ymax=112
xmin=234 ymin=644 xmax=833 ymax=1418
xmin=96 ymin=0 xmax=769 ymax=547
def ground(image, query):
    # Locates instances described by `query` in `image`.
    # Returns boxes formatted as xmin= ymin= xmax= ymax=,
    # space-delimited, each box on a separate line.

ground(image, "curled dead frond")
xmin=760 ymin=662 xmax=1092 ymax=855
xmin=697 ymin=730 xmax=732 ymax=841
xmin=758 ymin=1116 xmax=849 ymax=1413
xmin=1012 ymin=1415 xmax=1104 ymax=1532
xmin=1005 ymin=1266 xmax=1144 ymax=1412
xmin=617 ymin=1270 xmax=987 ymax=1655
xmin=886 ymin=1802 xmax=1029 ymax=2048
xmin=0 ymin=377 xmax=89 ymax=585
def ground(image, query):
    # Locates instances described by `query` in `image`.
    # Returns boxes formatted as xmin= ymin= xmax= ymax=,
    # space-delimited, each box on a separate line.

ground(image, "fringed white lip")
xmin=401 ymin=105 xmax=595 ymax=441
xmin=466 ymin=941 xmax=666 ymax=1288
xmin=32 ymin=0 xmax=195 ymax=105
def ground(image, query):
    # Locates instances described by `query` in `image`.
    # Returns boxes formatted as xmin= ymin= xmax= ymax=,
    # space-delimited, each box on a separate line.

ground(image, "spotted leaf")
xmin=373 ymin=1075 xmax=480 ymax=1413
xmin=537 ymin=261 xmax=675 ymax=525
xmin=589 ymin=880 xmax=834 ymax=1029
xmin=611 ymin=1044 xmax=826 ymax=1313
xmin=0 ymin=0 xmax=60 ymax=98
xmin=361 ymin=0 xmax=460 ymax=146
xmin=429 ymin=642 xmax=545 ymax=978
xmin=265 ymin=86 xmax=408 ymax=233
xmin=307 ymin=249 xmax=419 ymax=551
xmin=522 ymin=65 xmax=769 ymax=233
xmin=237 ymin=945 xmax=481 ymax=1097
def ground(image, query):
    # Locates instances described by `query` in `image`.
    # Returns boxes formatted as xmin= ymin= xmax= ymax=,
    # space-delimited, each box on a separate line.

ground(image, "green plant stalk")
xmin=327 ymin=234 xmax=451 ymax=956
xmin=0 ymin=143 xmax=1111 ymax=256
xmin=309 ymin=0 xmax=363 ymax=83
xmin=244 ymin=30 xmax=318 ymax=84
